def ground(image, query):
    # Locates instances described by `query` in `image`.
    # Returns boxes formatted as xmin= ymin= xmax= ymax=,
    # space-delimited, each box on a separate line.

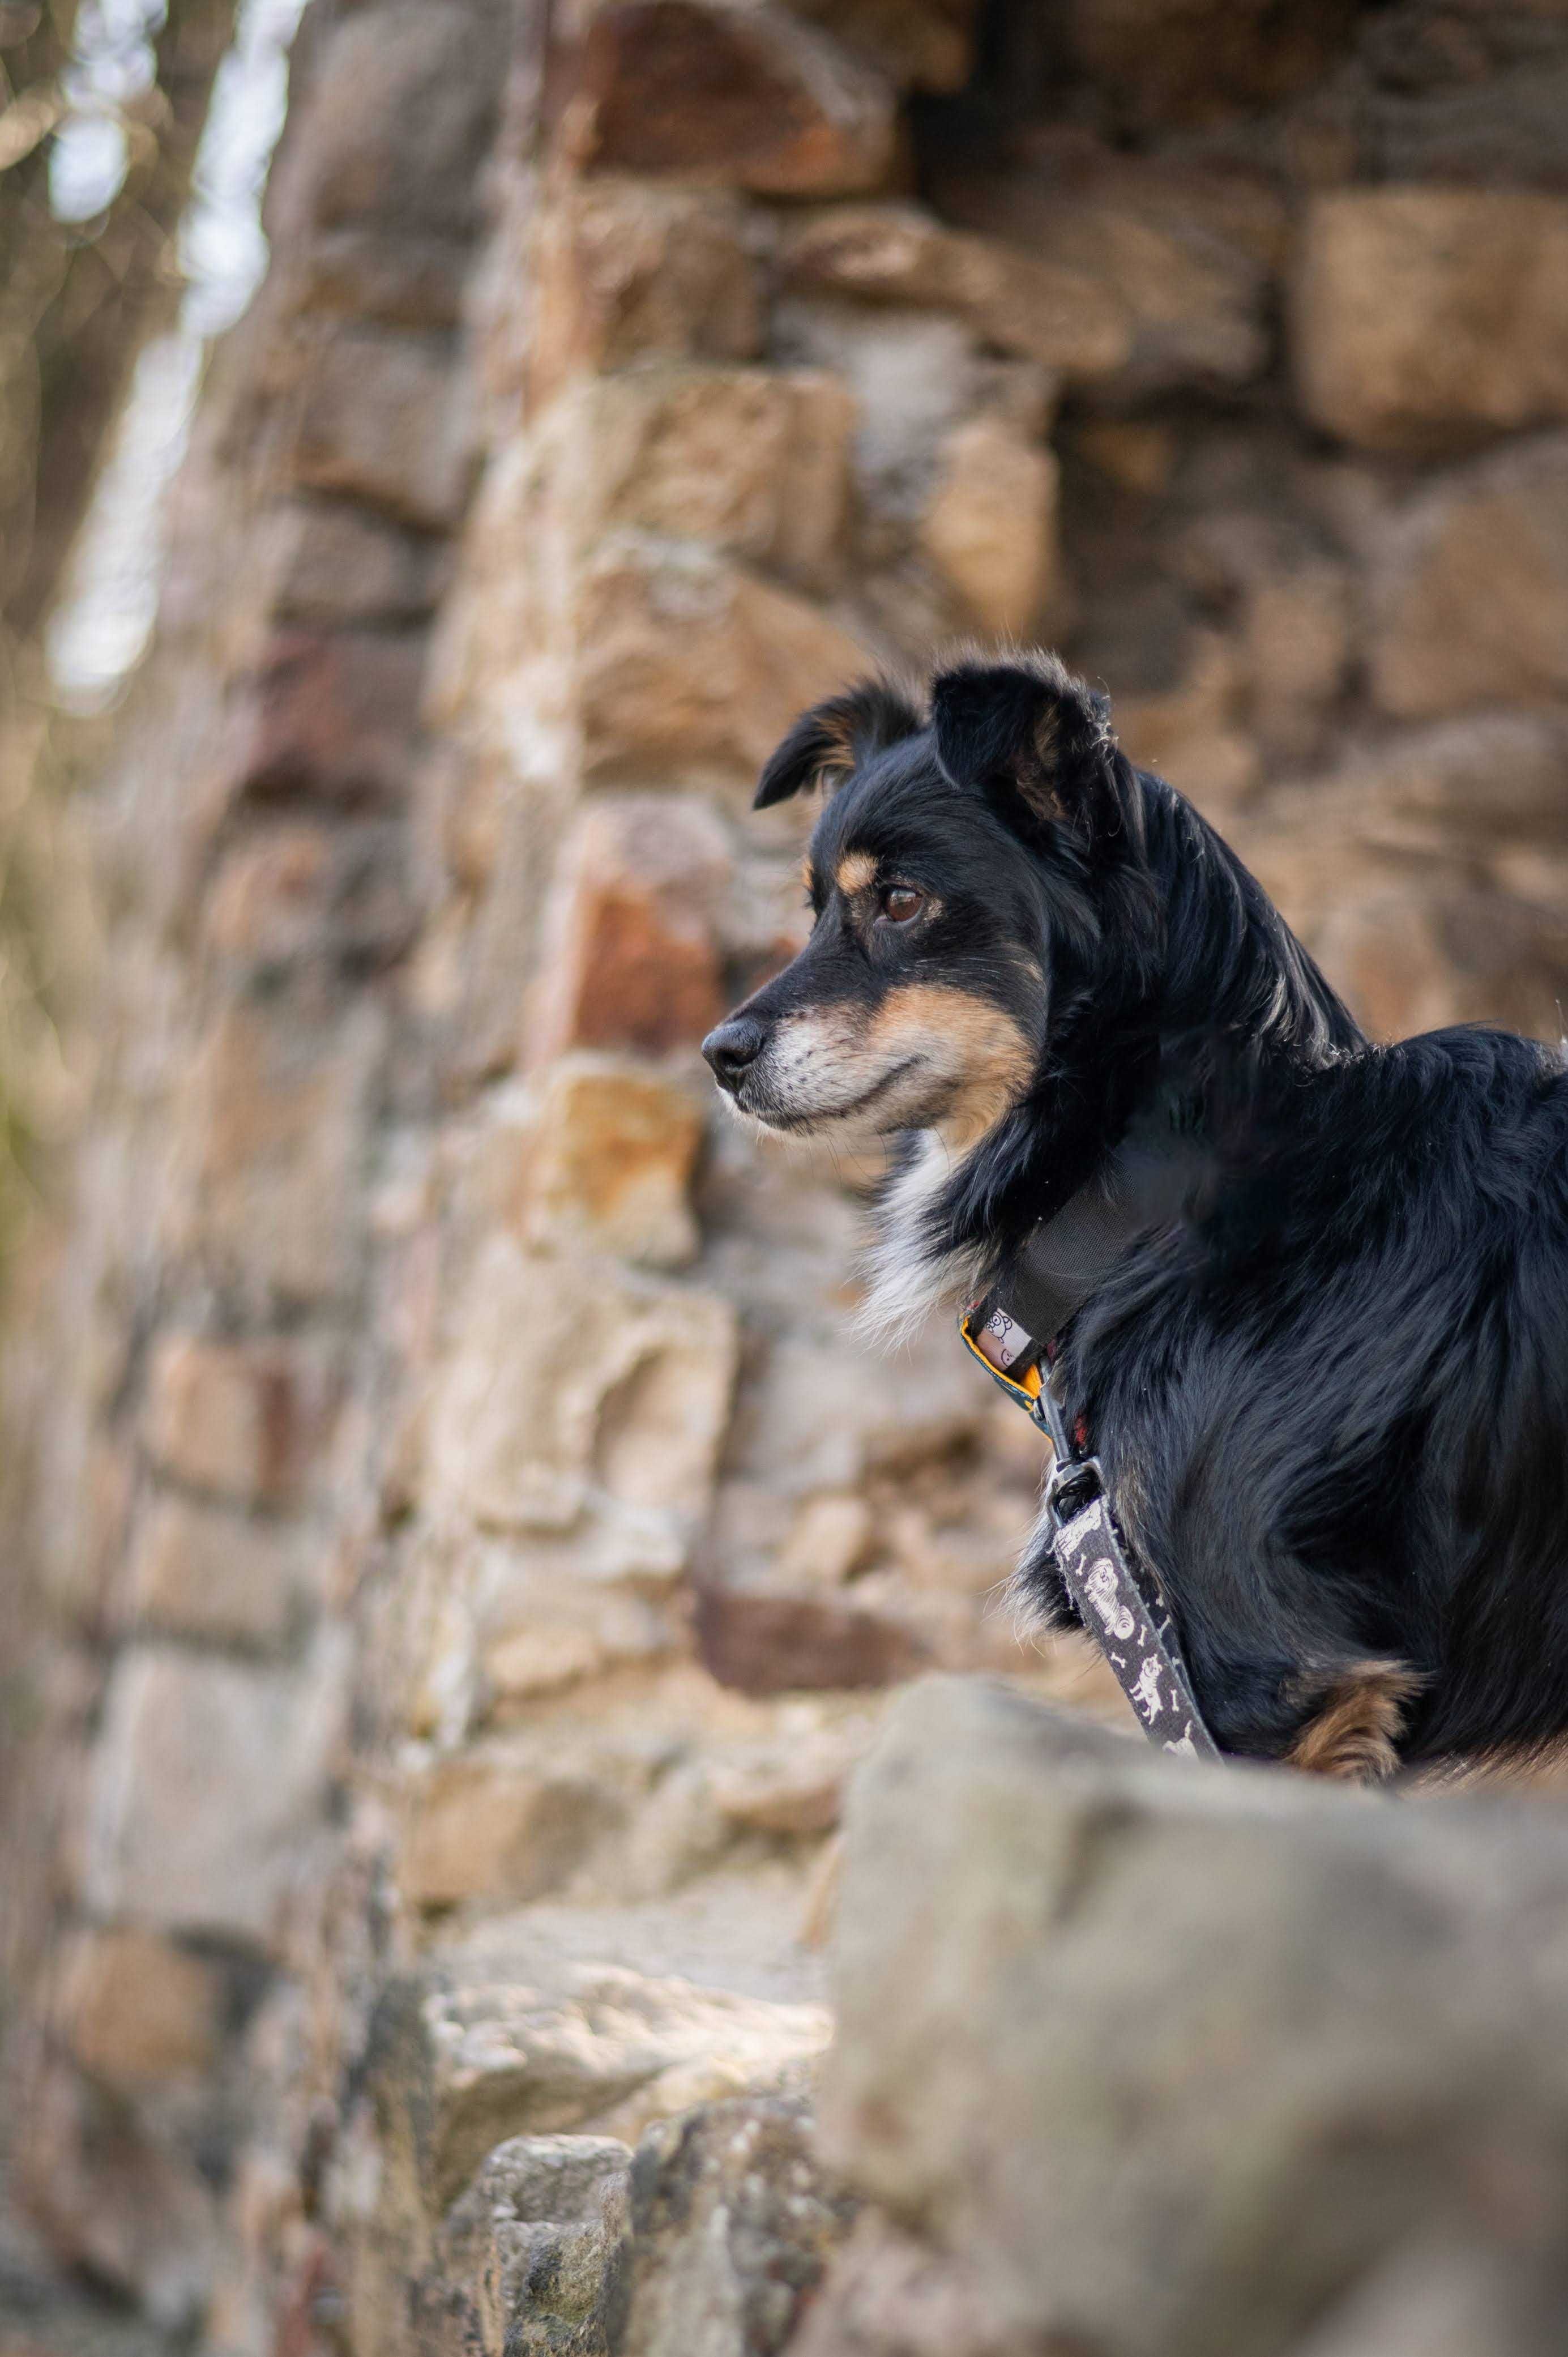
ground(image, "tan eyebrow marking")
xmin=835 ymin=850 xmax=877 ymax=896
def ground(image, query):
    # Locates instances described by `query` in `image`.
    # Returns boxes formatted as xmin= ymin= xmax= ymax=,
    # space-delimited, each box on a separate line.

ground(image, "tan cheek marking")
xmin=836 ymin=850 xmax=877 ymax=896
xmin=868 ymin=984 xmax=1034 ymax=1150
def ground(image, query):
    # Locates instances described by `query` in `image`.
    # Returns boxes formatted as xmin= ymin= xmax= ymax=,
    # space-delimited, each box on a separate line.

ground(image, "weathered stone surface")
xmin=696 ymin=1587 xmax=928 ymax=1697
xmin=575 ymin=537 xmax=868 ymax=789
xmin=824 ymin=1677 xmax=1568 ymax=2357
xmin=558 ymin=3 xmax=897 ymax=197
xmin=221 ymin=628 xmax=428 ymax=806
xmin=574 ymin=365 xmax=856 ymax=589
xmin=918 ymin=415 xmax=1060 ymax=636
xmin=172 ymin=994 xmax=384 ymax=1309
xmin=53 ymin=1926 xmax=227 ymax=2094
xmin=1293 ymin=190 xmax=1568 ymax=454
xmin=126 ymin=1492 xmax=323 ymax=1649
xmin=1315 ymin=883 xmax=1568 ymax=1043
xmin=1063 ymin=0 xmax=1356 ymax=129
xmin=286 ymin=331 xmax=473 ymax=530
xmin=608 ymin=2098 xmax=858 ymax=2356
xmin=411 ymin=1965 xmax=832 ymax=2206
xmin=426 ymin=1234 xmax=737 ymax=1577
xmin=1114 ymin=627 xmax=1258 ymax=812
xmin=1370 ymin=435 xmax=1568 ymax=718
xmin=528 ymin=181 xmax=762 ymax=406
xmin=295 ymin=225 xmax=473 ymax=330
xmin=79 ymin=1638 xmax=346 ymax=1946
xmin=142 ymin=1334 xmax=342 ymax=1510
xmin=437 ymin=2134 xmax=631 ymax=2357
xmin=524 ymin=1054 xmax=703 ymax=1270
xmin=934 ymin=140 xmax=1283 ymax=400
xmin=528 ymin=796 xmax=731 ymax=1061
xmin=779 ymin=203 xmax=1131 ymax=381
xmin=401 ymin=1745 xmax=628 ymax=1911
xmin=791 ymin=2214 xmax=1033 ymax=2357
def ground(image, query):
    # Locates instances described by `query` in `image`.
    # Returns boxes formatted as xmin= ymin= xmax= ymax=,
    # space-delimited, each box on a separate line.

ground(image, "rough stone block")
xmin=559 ymin=2 xmax=897 ymax=197
xmin=53 ymin=1925 xmax=226 ymax=2093
xmin=524 ymin=1054 xmax=703 ymax=1270
xmin=79 ymin=1638 xmax=347 ymax=1946
xmin=697 ymin=1586 xmax=928 ymax=1696
xmin=1369 ymin=435 xmax=1568 ymax=719
xmin=1292 ymin=190 xmax=1568 ymax=455
xmin=401 ymin=1747 xmax=627 ymax=1911
xmin=294 ymin=225 xmax=473 ymax=330
xmin=824 ymin=1676 xmax=1568 ymax=2357
xmin=779 ymin=203 xmax=1131 ymax=381
xmin=528 ymin=795 xmax=732 ymax=1061
xmin=788 ymin=0 xmax=980 ymax=92
xmin=918 ymin=415 xmax=1060 ymax=636
xmin=413 ymin=1963 xmax=832 ymax=2205
xmin=126 ymin=1492 xmax=323 ymax=1649
xmin=438 ymin=2134 xmax=631 ymax=2357
xmin=577 ymin=365 xmax=855 ymax=588
xmin=575 ymin=537 xmax=868 ymax=789
xmin=528 ymin=180 xmax=762 ymax=405
xmin=286 ymin=331 xmax=473 ymax=531
xmin=173 ymin=995 xmax=385 ymax=1309
xmin=222 ymin=628 xmax=428 ymax=806
xmin=426 ymin=1234 xmax=737 ymax=1578
xmin=608 ymin=2099 xmax=859 ymax=2356
xmin=142 ymin=1333 xmax=342 ymax=1510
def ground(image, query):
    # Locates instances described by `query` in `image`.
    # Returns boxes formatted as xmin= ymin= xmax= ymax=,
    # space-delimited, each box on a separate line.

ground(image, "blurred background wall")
xmin=2 ymin=0 xmax=1567 ymax=2350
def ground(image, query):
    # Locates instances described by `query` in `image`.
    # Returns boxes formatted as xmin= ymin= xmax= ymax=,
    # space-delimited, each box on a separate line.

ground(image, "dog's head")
xmin=703 ymin=654 xmax=1130 ymax=1151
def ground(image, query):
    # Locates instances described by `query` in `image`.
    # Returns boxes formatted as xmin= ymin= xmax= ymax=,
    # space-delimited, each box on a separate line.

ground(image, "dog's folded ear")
xmin=932 ymin=654 xmax=1115 ymax=835
xmin=754 ymin=680 xmax=923 ymax=810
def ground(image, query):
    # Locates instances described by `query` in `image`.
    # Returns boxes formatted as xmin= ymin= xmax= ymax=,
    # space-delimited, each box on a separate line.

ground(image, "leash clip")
xmin=1044 ymin=1449 xmax=1104 ymax=1530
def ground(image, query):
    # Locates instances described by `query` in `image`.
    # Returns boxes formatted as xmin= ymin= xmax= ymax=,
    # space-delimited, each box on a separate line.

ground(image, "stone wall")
xmin=6 ymin=1 xmax=1568 ymax=2351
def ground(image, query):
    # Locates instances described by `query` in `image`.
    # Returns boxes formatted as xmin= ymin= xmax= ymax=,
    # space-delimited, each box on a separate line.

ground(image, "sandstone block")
xmin=173 ymin=994 xmax=385 ymax=1309
xmin=1315 ymin=883 xmax=1568 ymax=1043
xmin=575 ymin=537 xmax=868 ymax=790
xmin=825 ymin=1677 xmax=1568 ymax=2357
xmin=918 ymin=415 xmax=1061 ymax=637
xmin=696 ymin=1587 xmax=928 ymax=1696
xmin=1292 ymin=191 xmax=1568 ymax=454
xmin=415 ymin=1963 xmax=832 ymax=2206
xmin=777 ymin=1492 xmax=876 ymax=1587
xmin=79 ymin=1638 xmax=347 ymax=1946
xmin=559 ymin=2 xmax=897 ymax=197
xmin=524 ymin=1054 xmax=703 ymax=1270
xmin=1063 ymin=0 xmax=1355 ymax=130
xmin=294 ymin=225 xmax=472 ymax=330
xmin=438 ymin=2134 xmax=631 ymax=2357
xmin=528 ymin=180 xmax=761 ymax=406
xmin=401 ymin=1747 xmax=627 ymax=1911
xmin=53 ymin=1925 xmax=226 ymax=2093
xmin=609 ymin=2098 xmax=859 ymax=2357
xmin=286 ymin=330 xmax=473 ymax=531
xmin=427 ymin=1234 xmax=737 ymax=1578
xmin=528 ymin=795 xmax=731 ymax=1061
xmin=577 ymin=365 xmax=855 ymax=588
xmin=142 ymin=1333 xmax=341 ymax=1509
xmin=1369 ymin=435 xmax=1568 ymax=719
xmin=222 ymin=628 xmax=427 ymax=806
xmin=126 ymin=1492 xmax=323 ymax=1649
xmin=779 ymin=203 xmax=1131 ymax=381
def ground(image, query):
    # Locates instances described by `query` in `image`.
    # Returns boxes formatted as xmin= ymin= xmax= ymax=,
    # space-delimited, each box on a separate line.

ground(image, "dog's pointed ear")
xmin=931 ymin=655 xmax=1115 ymax=835
xmin=754 ymin=680 xmax=923 ymax=810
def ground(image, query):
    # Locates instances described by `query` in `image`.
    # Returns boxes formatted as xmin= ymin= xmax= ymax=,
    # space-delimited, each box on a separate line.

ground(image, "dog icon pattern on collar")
xmin=1053 ymin=1496 xmax=1215 ymax=1759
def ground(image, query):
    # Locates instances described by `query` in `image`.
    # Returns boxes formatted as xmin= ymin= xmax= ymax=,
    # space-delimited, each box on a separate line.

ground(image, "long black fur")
xmin=723 ymin=655 xmax=1568 ymax=1772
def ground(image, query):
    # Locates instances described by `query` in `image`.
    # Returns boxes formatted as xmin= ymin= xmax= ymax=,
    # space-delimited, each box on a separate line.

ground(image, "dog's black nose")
xmin=702 ymin=1015 xmax=766 ymax=1093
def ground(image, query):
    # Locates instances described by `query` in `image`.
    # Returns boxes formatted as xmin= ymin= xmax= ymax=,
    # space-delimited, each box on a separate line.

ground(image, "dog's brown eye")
xmin=880 ymin=885 xmax=924 ymax=925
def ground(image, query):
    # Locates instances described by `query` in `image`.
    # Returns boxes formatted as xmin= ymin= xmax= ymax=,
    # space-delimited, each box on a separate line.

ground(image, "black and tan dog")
xmin=702 ymin=654 xmax=1568 ymax=1779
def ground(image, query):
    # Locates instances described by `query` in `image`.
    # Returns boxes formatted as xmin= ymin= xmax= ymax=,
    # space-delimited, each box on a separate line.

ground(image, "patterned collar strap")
xmin=958 ymin=1165 xmax=1221 ymax=1761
